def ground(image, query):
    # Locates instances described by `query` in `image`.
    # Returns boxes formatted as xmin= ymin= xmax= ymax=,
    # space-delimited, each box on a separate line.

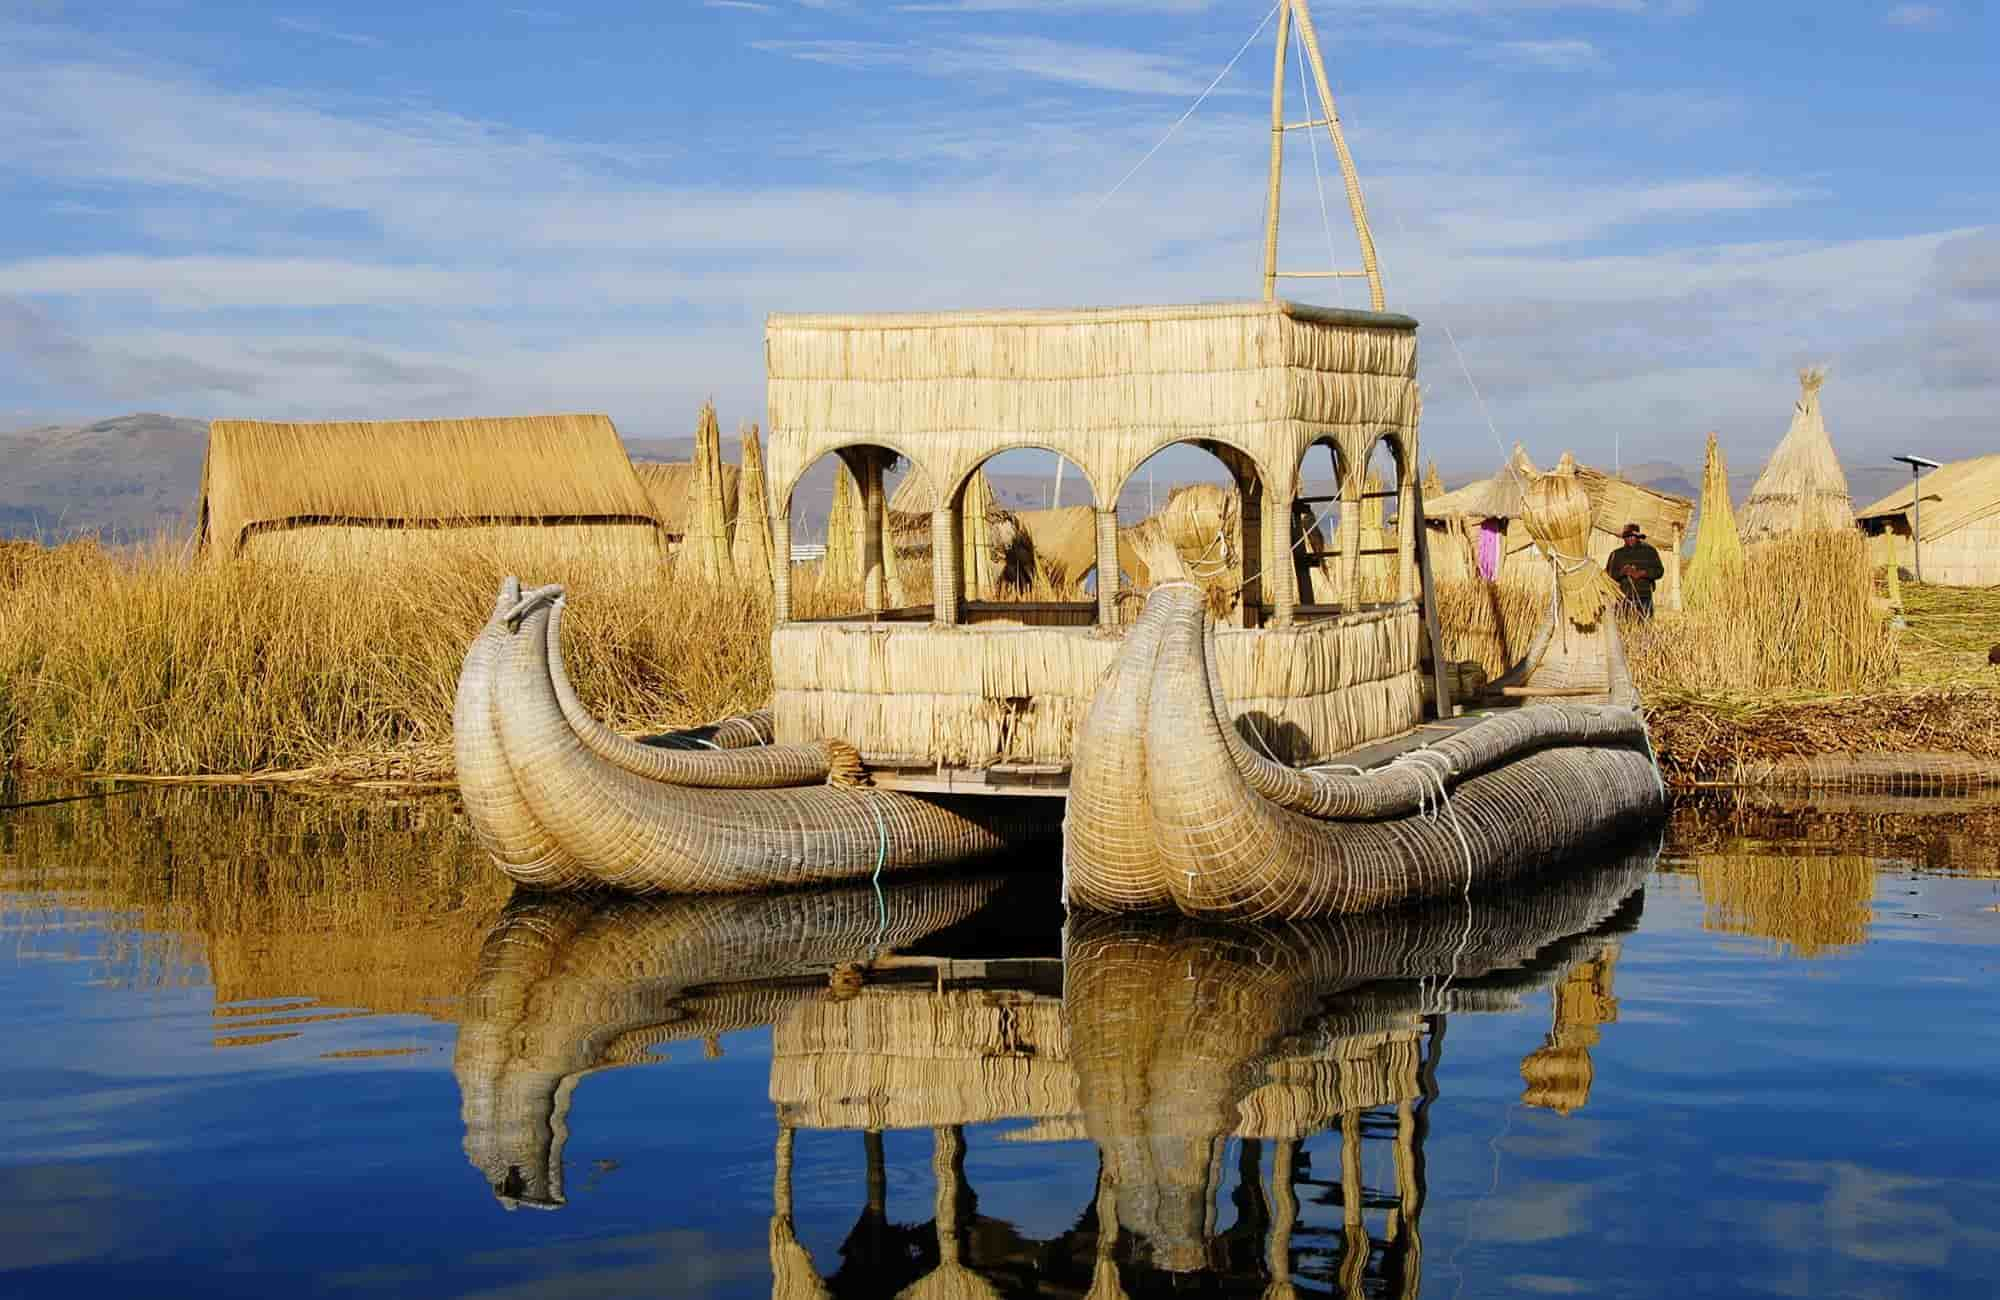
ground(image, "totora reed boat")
xmin=452 ymin=0 xmax=1666 ymax=915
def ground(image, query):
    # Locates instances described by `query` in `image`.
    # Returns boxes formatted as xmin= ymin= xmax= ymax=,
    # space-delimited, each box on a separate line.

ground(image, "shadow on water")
xmin=452 ymin=837 xmax=1658 ymax=1296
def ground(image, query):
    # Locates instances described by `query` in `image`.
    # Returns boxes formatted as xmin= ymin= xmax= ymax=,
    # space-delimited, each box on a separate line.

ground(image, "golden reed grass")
xmin=1624 ymin=529 xmax=1896 ymax=696
xmin=0 ymin=536 xmax=776 ymax=781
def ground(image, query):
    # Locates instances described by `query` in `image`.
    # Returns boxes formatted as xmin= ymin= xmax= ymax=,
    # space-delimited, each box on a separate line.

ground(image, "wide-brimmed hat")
xmin=1620 ymin=522 xmax=1645 ymax=539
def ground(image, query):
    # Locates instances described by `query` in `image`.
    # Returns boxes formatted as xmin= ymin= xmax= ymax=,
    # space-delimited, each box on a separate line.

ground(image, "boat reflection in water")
xmin=454 ymin=843 xmax=1654 ymax=1295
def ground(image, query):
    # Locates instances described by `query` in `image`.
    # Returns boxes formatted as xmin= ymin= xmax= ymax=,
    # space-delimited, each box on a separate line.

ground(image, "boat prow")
xmin=1063 ymin=582 xmax=1665 ymax=920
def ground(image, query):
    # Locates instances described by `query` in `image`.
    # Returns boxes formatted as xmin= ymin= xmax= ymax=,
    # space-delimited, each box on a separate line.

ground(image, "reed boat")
xmin=451 ymin=0 xmax=1666 ymax=910
xmin=453 ymin=842 xmax=1654 ymax=1289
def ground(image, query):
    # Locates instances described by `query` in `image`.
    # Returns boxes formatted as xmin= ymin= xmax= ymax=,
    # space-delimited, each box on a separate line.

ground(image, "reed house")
xmin=196 ymin=414 xmax=667 ymax=572
xmin=760 ymin=300 xmax=1432 ymax=788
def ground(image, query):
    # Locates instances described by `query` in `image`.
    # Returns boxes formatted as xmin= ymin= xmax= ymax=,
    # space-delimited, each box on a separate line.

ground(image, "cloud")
xmin=1883 ymin=4 xmax=1943 ymax=28
xmin=1490 ymin=38 xmax=1605 ymax=68
xmin=274 ymin=16 xmax=384 ymax=48
xmin=0 ymin=256 xmax=497 ymax=310
xmin=752 ymin=34 xmax=1221 ymax=95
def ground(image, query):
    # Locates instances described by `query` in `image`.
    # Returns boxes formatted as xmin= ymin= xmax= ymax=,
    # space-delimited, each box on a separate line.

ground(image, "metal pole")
xmin=1912 ymin=463 xmax=1922 ymax=583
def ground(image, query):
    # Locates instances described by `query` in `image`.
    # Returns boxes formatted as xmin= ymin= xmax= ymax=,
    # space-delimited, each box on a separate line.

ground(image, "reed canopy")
xmin=198 ymin=414 xmax=666 ymax=570
xmin=1855 ymin=452 xmax=2000 ymax=587
xmin=1740 ymin=368 xmax=1852 ymax=543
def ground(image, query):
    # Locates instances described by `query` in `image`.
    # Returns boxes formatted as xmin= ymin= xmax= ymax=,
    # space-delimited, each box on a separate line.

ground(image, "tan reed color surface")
xmin=0 ymin=539 xmax=775 ymax=780
xmin=681 ymin=401 xmax=733 ymax=582
xmin=732 ymin=423 xmax=775 ymax=591
xmin=636 ymin=460 xmax=741 ymax=538
xmin=1522 ymin=454 xmax=1626 ymax=630
xmin=823 ymin=458 xmax=863 ymax=592
xmin=1519 ymin=941 xmax=1621 ymax=1115
xmin=1684 ymin=432 xmax=1745 ymax=612
xmin=1624 ymin=529 xmax=1897 ymax=697
xmin=1695 ymin=851 xmax=1875 ymax=957
xmin=1740 ymin=369 xmax=1853 ymax=542
xmin=199 ymin=414 xmax=664 ymax=565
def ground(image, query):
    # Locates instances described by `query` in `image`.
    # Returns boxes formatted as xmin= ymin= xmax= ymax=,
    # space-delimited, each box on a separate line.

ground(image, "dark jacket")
xmin=1606 ymin=542 xmax=1664 ymax=599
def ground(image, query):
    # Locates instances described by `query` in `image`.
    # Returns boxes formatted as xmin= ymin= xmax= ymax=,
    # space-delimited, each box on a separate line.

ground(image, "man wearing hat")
xmin=1606 ymin=523 xmax=1665 ymax=618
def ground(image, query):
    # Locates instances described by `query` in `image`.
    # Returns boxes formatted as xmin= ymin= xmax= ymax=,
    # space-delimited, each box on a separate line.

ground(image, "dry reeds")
xmin=1431 ymin=575 xmax=1545 ymax=679
xmin=681 ymin=401 xmax=732 ymax=583
xmin=1625 ymin=528 xmax=1897 ymax=697
xmin=733 ymin=422 xmax=775 ymax=592
xmin=1740 ymin=369 xmax=1853 ymax=542
xmin=199 ymin=414 xmax=665 ymax=567
xmin=1522 ymin=454 xmax=1624 ymax=628
xmin=1683 ymin=432 xmax=1744 ymax=612
xmin=0 ymin=536 xmax=774 ymax=780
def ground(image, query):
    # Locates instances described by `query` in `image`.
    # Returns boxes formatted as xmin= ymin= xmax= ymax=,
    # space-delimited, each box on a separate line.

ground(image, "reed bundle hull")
xmin=1064 ymin=584 xmax=1665 ymax=920
xmin=453 ymin=579 xmax=1055 ymax=894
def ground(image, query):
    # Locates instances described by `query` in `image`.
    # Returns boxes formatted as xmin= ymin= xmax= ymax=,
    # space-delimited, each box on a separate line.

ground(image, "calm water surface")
xmin=3 ymin=782 xmax=1997 ymax=1298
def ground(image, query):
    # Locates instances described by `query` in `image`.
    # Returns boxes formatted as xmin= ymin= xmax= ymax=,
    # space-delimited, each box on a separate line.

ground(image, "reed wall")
xmin=771 ymin=606 xmax=1422 ymax=767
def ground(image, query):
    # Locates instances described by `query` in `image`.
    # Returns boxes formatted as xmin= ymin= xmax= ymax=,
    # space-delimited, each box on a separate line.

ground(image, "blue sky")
xmin=1 ymin=0 xmax=1993 ymax=472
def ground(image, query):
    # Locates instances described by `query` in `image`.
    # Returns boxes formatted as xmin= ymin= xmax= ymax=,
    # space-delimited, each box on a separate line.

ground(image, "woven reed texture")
xmin=771 ymin=605 xmax=1420 ymax=768
xmin=732 ymin=423 xmax=776 ymax=590
xmin=1064 ymin=585 xmax=1663 ymax=919
xmin=1066 ymin=843 xmax=1652 ymax=1271
xmin=1684 ymin=432 xmax=1745 ymax=611
xmin=763 ymin=302 xmax=1419 ymax=538
xmin=454 ymin=880 xmax=1001 ymax=1208
xmin=200 ymin=413 xmax=663 ymax=558
xmin=1725 ymin=750 xmax=2000 ymax=793
xmin=1523 ymin=454 xmax=1626 ymax=630
xmin=682 ymin=401 xmax=733 ymax=581
xmin=454 ymin=579 xmax=1056 ymax=892
xmin=1741 ymin=369 xmax=1854 ymax=542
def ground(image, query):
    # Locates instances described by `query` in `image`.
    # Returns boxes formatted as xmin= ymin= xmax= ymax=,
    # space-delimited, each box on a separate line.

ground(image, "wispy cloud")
xmin=753 ymin=35 xmax=1219 ymax=95
xmin=274 ymin=16 xmax=383 ymax=49
xmin=1490 ymin=37 xmax=1604 ymax=68
xmin=1883 ymin=4 xmax=1943 ymax=28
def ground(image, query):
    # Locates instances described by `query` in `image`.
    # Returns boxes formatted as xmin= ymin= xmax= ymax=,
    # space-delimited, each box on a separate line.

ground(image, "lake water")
xmin=3 ymin=781 xmax=1997 ymax=1298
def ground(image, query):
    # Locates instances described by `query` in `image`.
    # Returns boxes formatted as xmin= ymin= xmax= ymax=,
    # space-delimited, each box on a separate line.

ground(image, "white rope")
xmin=1084 ymin=2 xmax=1282 ymax=218
xmin=1387 ymin=748 xmax=1475 ymax=1013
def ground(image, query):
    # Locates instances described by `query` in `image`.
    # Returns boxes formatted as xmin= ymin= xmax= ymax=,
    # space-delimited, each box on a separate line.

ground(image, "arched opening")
xmin=1290 ymin=432 xmax=1413 ymax=615
xmin=779 ymin=444 xmax=928 ymax=623
xmin=1115 ymin=440 xmax=1269 ymax=628
xmin=938 ymin=447 xmax=1103 ymax=627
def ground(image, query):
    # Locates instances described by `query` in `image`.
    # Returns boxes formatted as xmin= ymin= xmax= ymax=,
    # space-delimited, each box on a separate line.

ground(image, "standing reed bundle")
xmin=823 ymin=460 xmax=863 ymax=593
xmin=1741 ymin=369 xmax=1852 ymax=542
xmin=1625 ymin=529 xmax=1897 ymax=695
xmin=732 ymin=422 xmax=775 ymax=593
xmin=1683 ymin=432 xmax=1744 ymax=611
xmin=1423 ymin=459 xmax=1444 ymax=501
xmin=961 ymin=469 xmax=1002 ymax=600
xmin=1522 ymin=455 xmax=1624 ymax=628
xmin=682 ymin=402 xmax=732 ymax=582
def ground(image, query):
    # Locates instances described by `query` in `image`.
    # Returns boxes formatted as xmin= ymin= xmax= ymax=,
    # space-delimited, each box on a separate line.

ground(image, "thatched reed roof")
xmin=1423 ymin=445 xmax=1538 ymax=520
xmin=198 ymin=414 xmax=660 ymax=554
xmin=1740 ymin=369 xmax=1853 ymax=541
xmin=1855 ymin=453 xmax=2000 ymax=541
xmin=635 ymin=460 xmax=742 ymax=535
xmin=765 ymin=301 xmax=1421 ymax=518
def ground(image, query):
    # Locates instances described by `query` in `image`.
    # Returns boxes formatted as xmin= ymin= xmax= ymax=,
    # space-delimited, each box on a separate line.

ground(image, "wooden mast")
xmin=1260 ymin=0 xmax=1385 ymax=311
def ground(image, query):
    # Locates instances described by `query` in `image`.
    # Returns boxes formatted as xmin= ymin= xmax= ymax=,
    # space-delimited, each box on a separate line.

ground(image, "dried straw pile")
xmin=771 ymin=606 xmax=1419 ymax=767
xmin=1740 ymin=369 xmax=1852 ymax=542
xmin=680 ymin=401 xmax=732 ymax=582
xmin=1683 ymin=432 xmax=1744 ymax=611
xmin=198 ymin=414 xmax=667 ymax=574
xmin=732 ymin=423 xmax=775 ymax=591
xmin=1523 ymin=454 xmax=1625 ymax=629
xmin=1642 ymin=687 xmax=2000 ymax=789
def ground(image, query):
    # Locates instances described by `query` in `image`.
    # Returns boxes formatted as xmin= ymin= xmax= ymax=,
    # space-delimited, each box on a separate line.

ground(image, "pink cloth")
xmin=1477 ymin=519 xmax=1505 ymax=581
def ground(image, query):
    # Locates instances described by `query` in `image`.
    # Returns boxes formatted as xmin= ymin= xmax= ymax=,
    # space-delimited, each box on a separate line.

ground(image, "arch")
xmin=1288 ymin=433 xmax=1352 ymax=612
xmin=1109 ymin=431 xmax=1278 ymax=511
xmin=1117 ymin=437 xmax=1278 ymax=629
xmin=776 ymin=434 xmax=938 ymax=520
xmin=943 ymin=445 xmax=1106 ymax=628
xmin=776 ymin=441 xmax=934 ymax=624
xmin=941 ymin=441 xmax=1112 ymax=517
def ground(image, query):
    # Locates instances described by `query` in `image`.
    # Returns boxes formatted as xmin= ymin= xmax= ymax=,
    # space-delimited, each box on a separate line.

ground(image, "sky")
xmin=0 ymin=0 xmax=1993 ymax=476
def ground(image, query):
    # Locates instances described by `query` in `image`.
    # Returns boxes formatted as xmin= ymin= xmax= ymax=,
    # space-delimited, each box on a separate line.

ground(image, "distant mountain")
xmin=0 ymin=413 xmax=209 ymax=542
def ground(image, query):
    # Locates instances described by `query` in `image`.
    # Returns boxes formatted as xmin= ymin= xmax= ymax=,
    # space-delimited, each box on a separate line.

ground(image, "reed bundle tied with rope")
xmin=1683 ymin=431 xmax=1745 ymax=611
xmin=732 ymin=422 xmax=775 ymax=592
xmin=1522 ymin=454 xmax=1626 ymax=629
xmin=682 ymin=401 xmax=733 ymax=582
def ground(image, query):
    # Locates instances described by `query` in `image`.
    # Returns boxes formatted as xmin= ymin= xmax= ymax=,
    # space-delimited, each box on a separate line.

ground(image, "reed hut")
xmin=1854 ymin=453 xmax=2000 ymax=587
xmin=1739 ymin=368 xmax=1852 ymax=543
xmin=198 ymin=415 xmax=668 ymax=572
xmin=1683 ymin=432 xmax=1744 ymax=610
xmin=635 ymin=461 xmax=742 ymax=551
